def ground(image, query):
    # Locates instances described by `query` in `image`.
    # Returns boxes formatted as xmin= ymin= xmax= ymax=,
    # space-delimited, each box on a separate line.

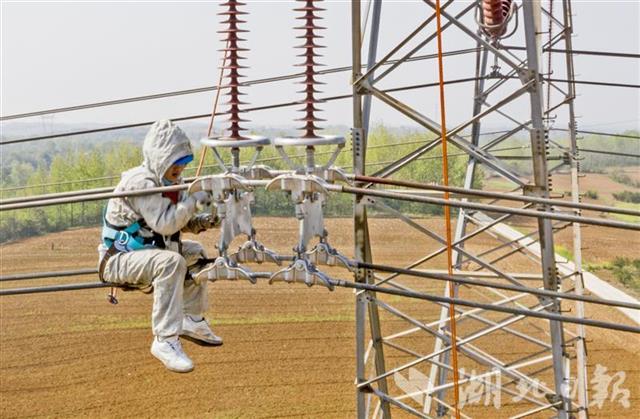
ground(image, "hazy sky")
xmin=1 ymin=1 xmax=639 ymax=135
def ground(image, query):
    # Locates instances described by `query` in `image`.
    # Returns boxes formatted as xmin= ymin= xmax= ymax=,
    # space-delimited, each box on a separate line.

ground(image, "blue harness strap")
xmin=102 ymin=221 xmax=148 ymax=252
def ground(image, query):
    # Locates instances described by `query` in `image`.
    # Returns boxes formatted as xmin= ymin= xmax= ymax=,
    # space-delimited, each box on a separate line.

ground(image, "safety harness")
xmin=99 ymin=190 xmax=182 ymax=304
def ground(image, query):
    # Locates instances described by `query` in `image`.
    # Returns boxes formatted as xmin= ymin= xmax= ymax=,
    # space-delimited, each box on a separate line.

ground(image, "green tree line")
xmin=1 ymin=125 xmax=481 ymax=243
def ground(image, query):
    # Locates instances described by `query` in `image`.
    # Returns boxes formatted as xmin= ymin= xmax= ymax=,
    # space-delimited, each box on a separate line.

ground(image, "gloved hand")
xmin=195 ymin=213 xmax=220 ymax=231
xmin=191 ymin=190 xmax=212 ymax=211
xmin=185 ymin=213 xmax=220 ymax=234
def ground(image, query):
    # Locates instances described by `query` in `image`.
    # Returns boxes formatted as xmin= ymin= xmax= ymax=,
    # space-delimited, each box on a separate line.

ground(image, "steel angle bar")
xmin=361 ymin=0 xmax=382 ymax=138
xmin=360 ymin=297 xmax=558 ymax=396
xmin=548 ymin=161 xmax=568 ymax=175
xmin=561 ymin=2 xmax=589 ymax=415
xmin=403 ymin=352 xmax=555 ymax=405
xmin=333 ymin=279 xmax=640 ymax=334
xmin=368 ymin=198 xmax=524 ymax=287
xmin=510 ymin=402 xmax=563 ymax=419
xmin=372 ymin=210 xmax=524 ymax=288
xmin=359 ymin=261 xmax=640 ymax=311
xmin=352 ymin=2 xmax=390 ymax=416
xmin=465 ymin=281 xmax=545 ymax=324
xmin=0 ymin=282 xmax=109 ymax=295
xmin=0 ymin=268 xmax=97 ymax=282
xmin=328 ymin=184 xmax=640 ymax=231
xmin=354 ymin=0 xmax=454 ymax=86
xmin=382 ymin=292 xmax=530 ymax=342
xmin=369 ymin=387 xmax=432 ymax=418
xmin=371 ymin=137 xmax=442 ymax=179
xmin=421 ymin=0 xmax=523 ymax=72
xmin=385 ymin=342 xmax=548 ymax=409
xmin=522 ymin=3 xmax=569 ymax=415
xmin=355 ymin=175 xmax=640 ymax=217
xmin=432 ymin=297 xmax=553 ymax=350
xmin=370 ymin=1 xmax=475 ymax=85
xmin=546 ymin=79 xmax=570 ymax=99
xmin=447 ymin=303 xmax=552 ymax=349
xmin=364 ymin=84 xmax=529 ymax=185
xmin=480 ymin=70 xmax=521 ymax=101
xmin=541 ymin=6 xmax=566 ymax=31
xmin=372 ymin=270 xmax=551 ymax=349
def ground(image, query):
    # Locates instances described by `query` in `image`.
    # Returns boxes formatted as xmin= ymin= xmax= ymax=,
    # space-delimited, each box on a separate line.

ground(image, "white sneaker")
xmin=181 ymin=315 xmax=223 ymax=346
xmin=150 ymin=337 xmax=194 ymax=373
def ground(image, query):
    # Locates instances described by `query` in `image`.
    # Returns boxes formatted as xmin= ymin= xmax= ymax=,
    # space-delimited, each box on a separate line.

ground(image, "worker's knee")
xmin=182 ymin=240 xmax=207 ymax=265
xmin=154 ymin=251 xmax=188 ymax=278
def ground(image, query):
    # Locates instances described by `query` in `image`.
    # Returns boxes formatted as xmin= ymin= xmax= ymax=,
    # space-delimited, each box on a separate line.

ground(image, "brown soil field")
xmin=551 ymin=172 xmax=640 ymax=203
xmin=1 ymin=217 xmax=639 ymax=418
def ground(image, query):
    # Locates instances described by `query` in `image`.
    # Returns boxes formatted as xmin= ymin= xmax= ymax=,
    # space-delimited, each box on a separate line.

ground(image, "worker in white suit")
xmin=98 ymin=119 xmax=220 ymax=373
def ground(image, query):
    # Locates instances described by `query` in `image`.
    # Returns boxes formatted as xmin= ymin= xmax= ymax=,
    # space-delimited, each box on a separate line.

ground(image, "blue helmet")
xmin=173 ymin=154 xmax=194 ymax=166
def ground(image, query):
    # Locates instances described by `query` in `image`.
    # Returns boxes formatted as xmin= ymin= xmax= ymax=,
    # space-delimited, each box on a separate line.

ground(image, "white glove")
xmin=191 ymin=191 xmax=212 ymax=211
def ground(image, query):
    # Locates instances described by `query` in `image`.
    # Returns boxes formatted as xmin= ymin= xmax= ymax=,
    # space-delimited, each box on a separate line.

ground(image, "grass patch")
xmin=613 ymin=190 xmax=640 ymax=204
xmin=610 ymin=171 xmax=640 ymax=188
xmin=41 ymin=312 xmax=355 ymax=335
xmin=610 ymin=258 xmax=640 ymax=292
xmin=587 ymin=257 xmax=640 ymax=293
xmin=211 ymin=312 xmax=354 ymax=326
xmin=584 ymin=189 xmax=599 ymax=200
xmin=485 ymin=177 xmax=516 ymax=191
xmin=610 ymin=201 xmax=640 ymax=223
xmin=554 ymin=244 xmax=573 ymax=262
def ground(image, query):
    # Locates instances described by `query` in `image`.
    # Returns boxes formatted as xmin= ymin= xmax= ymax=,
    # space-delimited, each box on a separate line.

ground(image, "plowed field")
xmin=1 ymin=218 xmax=639 ymax=418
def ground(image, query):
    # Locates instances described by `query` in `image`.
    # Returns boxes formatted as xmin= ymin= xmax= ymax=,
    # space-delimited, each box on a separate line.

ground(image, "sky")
xmin=1 ymin=0 xmax=639 ymax=137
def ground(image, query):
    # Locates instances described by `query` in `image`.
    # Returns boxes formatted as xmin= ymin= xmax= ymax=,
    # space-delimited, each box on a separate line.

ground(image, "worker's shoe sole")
xmin=181 ymin=332 xmax=224 ymax=347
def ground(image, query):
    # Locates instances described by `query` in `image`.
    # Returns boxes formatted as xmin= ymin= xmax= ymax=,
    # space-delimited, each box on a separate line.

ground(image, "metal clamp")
xmin=195 ymin=256 xmax=256 ymax=284
xmin=230 ymin=238 xmax=281 ymax=265
xmin=269 ymin=258 xmax=335 ymax=291
xmin=306 ymin=240 xmax=353 ymax=271
xmin=191 ymin=173 xmax=280 ymax=268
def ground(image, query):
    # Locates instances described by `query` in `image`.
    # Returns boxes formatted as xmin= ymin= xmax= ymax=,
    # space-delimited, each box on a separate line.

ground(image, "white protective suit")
xmin=98 ymin=120 xmax=211 ymax=340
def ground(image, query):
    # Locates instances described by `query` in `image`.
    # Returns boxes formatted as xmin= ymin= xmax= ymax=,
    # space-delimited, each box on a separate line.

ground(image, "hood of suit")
xmin=142 ymin=120 xmax=194 ymax=182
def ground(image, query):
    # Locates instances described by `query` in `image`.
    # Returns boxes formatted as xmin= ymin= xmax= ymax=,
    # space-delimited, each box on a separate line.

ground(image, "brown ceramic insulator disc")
xmin=218 ymin=0 xmax=251 ymax=140
xmin=294 ymin=0 xmax=326 ymax=139
xmin=482 ymin=0 xmax=512 ymax=37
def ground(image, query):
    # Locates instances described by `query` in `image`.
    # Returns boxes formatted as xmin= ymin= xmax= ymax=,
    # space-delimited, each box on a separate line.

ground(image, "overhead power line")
xmin=579 ymin=148 xmax=640 ymax=158
xmin=1 ymin=45 xmax=637 ymax=123
xmin=2 ymin=75 xmax=635 ymax=147
xmin=505 ymin=46 xmax=640 ymax=59
xmin=552 ymin=128 xmax=640 ymax=140
xmin=0 ymin=77 xmax=481 ymax=146
xmin=0 ymin=47 xmax=480 ymax=122
xmin=547 ymin=78 xmax=640 ymax=89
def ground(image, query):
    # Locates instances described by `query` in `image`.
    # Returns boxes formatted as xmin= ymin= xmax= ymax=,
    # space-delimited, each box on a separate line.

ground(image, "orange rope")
xmin=434 ymin=1 xmax=461 ymax=417
xmin=196 ymin=41 xmax=229 ymax=177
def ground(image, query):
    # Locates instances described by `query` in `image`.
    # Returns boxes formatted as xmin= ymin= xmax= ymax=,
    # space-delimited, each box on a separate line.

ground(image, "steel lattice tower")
xmin=350 ymin=1 xmax=595 ymax=417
